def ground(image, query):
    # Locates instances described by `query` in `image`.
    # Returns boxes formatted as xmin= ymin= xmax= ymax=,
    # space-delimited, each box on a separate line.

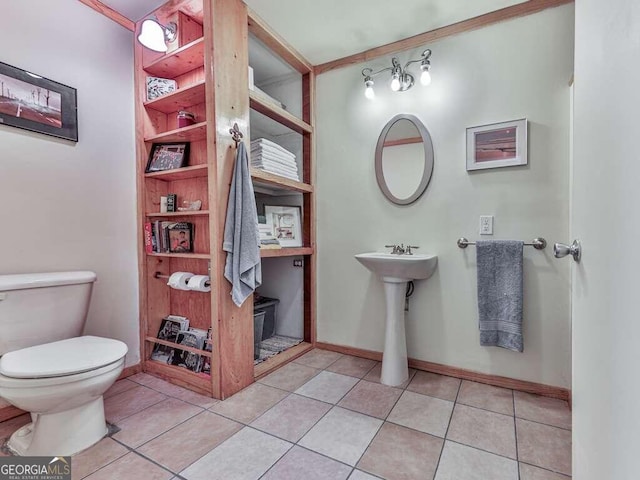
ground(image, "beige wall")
xmin=0 ymin=1 xmax=139 ymax=366
xmin=316 ymin=5 xmax=574 ymax=388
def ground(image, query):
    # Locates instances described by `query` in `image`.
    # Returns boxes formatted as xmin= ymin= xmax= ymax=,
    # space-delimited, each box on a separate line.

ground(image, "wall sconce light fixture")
xmin=137 ymin=17 xmax=177 ymax=52
xmin=362 ymin=49 xmax=432 ymax=99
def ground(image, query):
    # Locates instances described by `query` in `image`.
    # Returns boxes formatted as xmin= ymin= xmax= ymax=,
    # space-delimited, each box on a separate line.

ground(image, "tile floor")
xmin=0 ymin=349 xmax=572 ymax=480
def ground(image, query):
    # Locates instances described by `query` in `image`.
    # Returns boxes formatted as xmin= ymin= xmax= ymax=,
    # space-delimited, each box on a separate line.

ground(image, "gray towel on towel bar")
xmin=223 ymin=142 xmax=261 ymax=307
xmin=476 ymin=240 xmax=524 ymax=352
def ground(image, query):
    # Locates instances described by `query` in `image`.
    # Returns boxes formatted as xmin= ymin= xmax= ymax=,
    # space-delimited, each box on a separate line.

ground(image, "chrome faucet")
xmin=405 ymin=245 xmax=419 ymax=255
xmin=385 ymin=244 xmax=405 ymax=254
xmin=385 ymin=244 xmax=420 ymax=255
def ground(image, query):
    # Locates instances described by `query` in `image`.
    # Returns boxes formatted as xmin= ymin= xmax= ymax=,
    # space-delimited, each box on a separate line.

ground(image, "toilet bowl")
xmin=0 ymin=335 xmax=127 ymax=456
xmin=0 ymin=271 xmax=128 ymax=456
xmin=0 ymin=336 xmax=127 ymax=456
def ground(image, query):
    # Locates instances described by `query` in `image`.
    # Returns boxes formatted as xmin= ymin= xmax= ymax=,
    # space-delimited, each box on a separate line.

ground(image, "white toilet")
xmin=0 ymin=271 xmax=128 ymax=456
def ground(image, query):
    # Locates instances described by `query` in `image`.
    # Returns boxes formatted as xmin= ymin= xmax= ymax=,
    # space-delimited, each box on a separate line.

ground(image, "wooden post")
xmin=205 ymin=0 xmax=254 ymax=399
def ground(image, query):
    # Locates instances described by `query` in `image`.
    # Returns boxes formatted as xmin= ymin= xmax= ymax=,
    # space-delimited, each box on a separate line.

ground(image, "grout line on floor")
xmin=432 ymin=375 xmax=462 ymax=479
xmin=517 ymin=460 xmax=572 ymax=478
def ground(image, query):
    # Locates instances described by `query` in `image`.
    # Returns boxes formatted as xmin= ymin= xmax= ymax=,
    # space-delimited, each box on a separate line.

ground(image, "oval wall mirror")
xmin=375 ymin=114 xmax=434 ymax=205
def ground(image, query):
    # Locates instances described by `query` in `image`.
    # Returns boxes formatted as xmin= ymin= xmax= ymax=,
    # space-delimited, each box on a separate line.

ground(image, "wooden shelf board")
xmin=251 ymin=168 xmax=313 ymax=194
xmin=145 ymin=122 xmax=207 ymax=143
xmin=249 ymin=90 xmax=312 ymax=134
xmin=260 ymin=247 xmax=313 ymax=258
xmin=144 ymin=81 xmax=206 ymax=114
xmin=145 ymin=336 xmax=212 ymax=358
xmin=145 ymin=164 xmax=208 ymax=181
xmin=147 ymin=252 xmax=210 ymax=259
xmin=144 ymin=360 xmax=212 ymax=396
xmin=254 ymin=342 xmax=313 ymax=379
xmin=143 ymin=37 xmax=205 ymax=78
xmin=146 ymin=210 xmax=209 ymax=218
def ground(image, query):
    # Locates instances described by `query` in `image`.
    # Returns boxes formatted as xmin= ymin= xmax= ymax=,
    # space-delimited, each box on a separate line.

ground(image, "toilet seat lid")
xmin=0 ymin=336 xmax=128 ymax=379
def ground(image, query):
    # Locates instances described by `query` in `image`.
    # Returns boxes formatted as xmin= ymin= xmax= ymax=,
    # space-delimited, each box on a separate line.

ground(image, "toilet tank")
xmin=0 ymin=271 xmax=97 ymax=355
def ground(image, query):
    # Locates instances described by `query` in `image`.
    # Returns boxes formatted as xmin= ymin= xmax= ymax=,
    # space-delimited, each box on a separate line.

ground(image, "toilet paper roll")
xmin=187 ymin=275 xmax=211 ymax=292
xmin=167 ymin=272 xmax=194 ymax=291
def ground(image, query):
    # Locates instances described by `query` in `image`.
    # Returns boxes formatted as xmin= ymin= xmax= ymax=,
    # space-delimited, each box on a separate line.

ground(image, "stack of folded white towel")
xmin=250 ymin=138 xmax=300 ymax=182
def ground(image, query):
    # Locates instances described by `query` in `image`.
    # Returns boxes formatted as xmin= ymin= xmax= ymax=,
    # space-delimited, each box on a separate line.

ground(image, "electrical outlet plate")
xmin=479 ymin=215 xmax=494 ymax=235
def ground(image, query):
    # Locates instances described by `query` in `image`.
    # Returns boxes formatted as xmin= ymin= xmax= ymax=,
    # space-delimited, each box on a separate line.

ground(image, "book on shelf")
xmin=150 ymin=316 xmax=190 ymax=363
xmin=259 ymin=221 xmax=281 ymax=249
xmin=201 ymin=327 xmax=213 ymax=375
xmin=260 ymin=236 xmax=281 ymax=249
xmin=168 ymin=328 xmax=208 ymax=372
xmin=144 ymin=222 xmax=154 ymax=254
xmin=147 ymin=221 xmax=194 ymax=254
xmin=168 ymin=222 xmax=193 ymax=253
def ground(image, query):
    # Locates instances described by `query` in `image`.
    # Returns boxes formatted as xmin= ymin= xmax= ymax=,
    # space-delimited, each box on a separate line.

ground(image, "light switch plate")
xmin=480 ymin=215 xmax=494 ymax=235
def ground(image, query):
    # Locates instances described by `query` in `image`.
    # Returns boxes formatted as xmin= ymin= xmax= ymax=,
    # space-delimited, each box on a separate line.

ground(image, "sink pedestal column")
xmin=380 ymin=277 xmax=409 ymax=387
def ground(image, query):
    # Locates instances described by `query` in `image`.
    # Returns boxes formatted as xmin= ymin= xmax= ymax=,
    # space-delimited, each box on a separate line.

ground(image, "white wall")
xmin=0 ymin=1 xmax=139 ymax=366
xmin=316 ymin=5 xmax=574 ymax=388
xmin=572 ymin=0 xmax=640 ymax=477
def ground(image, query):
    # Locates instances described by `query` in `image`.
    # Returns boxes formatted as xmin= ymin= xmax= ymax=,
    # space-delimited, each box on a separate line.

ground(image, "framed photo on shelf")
xmin=265 ymin=205 xmax=302 ymax=247
xmin=466 ymin=118 xmax=527 ymax=171
xmin=0 ymin=61 xmax=78 ymax=142
xmin=146 ymin=142 xmax=190 ymax=173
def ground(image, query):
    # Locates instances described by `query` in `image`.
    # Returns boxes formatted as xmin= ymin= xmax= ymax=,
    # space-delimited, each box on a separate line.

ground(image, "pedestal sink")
xmin=355 ymin=252 xmax=438 ymax=386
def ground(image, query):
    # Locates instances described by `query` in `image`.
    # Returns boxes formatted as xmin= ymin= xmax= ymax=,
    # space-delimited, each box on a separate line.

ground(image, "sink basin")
xmin=355 ymin=252 xmax=438 ymax=282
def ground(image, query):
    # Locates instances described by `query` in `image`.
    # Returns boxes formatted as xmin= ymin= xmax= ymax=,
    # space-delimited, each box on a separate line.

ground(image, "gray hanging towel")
xmin=223 ymin=142 xmax=261 ymax=306
xmin=476 ymin=240 xmax=524 ymax=352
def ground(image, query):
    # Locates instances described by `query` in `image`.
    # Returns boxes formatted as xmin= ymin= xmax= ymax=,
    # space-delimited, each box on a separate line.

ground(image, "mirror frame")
xmin=375 ymin=114 xmax=434 ymax=205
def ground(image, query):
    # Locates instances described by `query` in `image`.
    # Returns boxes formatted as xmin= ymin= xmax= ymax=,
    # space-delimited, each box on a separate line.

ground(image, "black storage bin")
xmin=254 ymin=296 xmax=279 ymax=341
xmin=253 ymin=311 xmax=265 ymax=360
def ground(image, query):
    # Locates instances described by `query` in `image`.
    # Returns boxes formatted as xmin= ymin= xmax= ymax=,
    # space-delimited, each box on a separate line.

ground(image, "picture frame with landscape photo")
xmin=0 ymin=61 xmax=78 ymax=142
xmin=466 ymin=118 xmax=527 ymax=171
xmin=146 ymin=142 xmax=190 ymax=173
xmin=265 ymin=205 xmax=302 ymax=247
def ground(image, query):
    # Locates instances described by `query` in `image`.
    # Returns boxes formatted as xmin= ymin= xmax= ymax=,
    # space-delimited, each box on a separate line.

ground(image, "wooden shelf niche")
xmin=248 ymin=10 xmax=317 ymax=374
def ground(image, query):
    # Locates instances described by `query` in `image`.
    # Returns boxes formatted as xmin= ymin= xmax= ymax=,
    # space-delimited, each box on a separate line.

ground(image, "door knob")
xmin=554 ymin=240 xmax=581 ymax=262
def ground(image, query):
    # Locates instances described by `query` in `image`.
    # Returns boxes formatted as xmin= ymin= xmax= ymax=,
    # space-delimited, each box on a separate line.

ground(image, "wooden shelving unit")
xmin=134 ymin=0 xmax=316 ymax=400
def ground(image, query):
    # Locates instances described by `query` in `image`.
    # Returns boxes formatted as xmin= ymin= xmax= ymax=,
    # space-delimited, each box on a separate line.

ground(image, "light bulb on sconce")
xmin=137 ymin=17 xmax=177 ymax=52
xmin=390 ymin=73 xmax=401 ymax=92
xmin=362 ymin=48 xmax=432 ymax=96
xmin=420 ymin=69 xmax=431 ymax=86
xmin=364 ymin=77 xmax=375 ymax=99
xmin=420 ymin=57 xmax=431 ymax=86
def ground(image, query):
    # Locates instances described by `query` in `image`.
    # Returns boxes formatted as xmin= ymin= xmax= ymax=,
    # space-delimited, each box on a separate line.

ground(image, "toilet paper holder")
xmin=154 ymin=271 xmax=211 ymax=288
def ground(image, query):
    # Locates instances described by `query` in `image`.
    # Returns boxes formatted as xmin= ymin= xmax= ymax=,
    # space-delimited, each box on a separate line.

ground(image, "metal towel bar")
xmin=457 ymin=237 xmax=547 ymax=250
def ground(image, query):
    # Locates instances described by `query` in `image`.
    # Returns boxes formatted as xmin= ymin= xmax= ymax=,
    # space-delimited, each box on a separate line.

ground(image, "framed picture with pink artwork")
xmin=466 ymin=119 xmax=527 ymax=171
xmin=264 ymin=205 xmax=302 ymax=248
